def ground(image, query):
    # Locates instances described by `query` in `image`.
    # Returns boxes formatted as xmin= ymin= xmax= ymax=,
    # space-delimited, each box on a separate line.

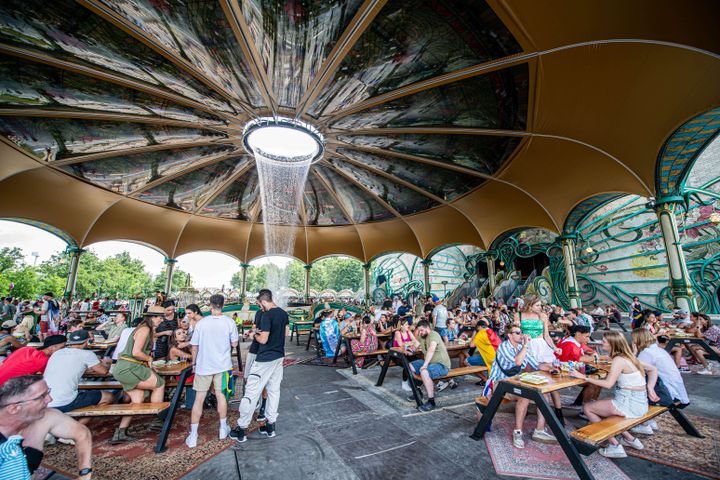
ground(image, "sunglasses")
xmin=510 ymin=330 xmax=522 ymax=335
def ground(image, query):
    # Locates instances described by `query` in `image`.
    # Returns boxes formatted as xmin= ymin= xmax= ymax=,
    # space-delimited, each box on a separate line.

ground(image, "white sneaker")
xmin=219 ymin=424 xmax=231 ymax=440
xmin=619 ymin=437 xmax=644 ymax=450
xmin=647 ymin=419 xmax=659 ymax=431
xmin=436 ymin=380 xmax=449 ymax=392
xmin=599 ymin=443 xmax=627 ymax=458
xmin=57 ymin=437 xmax=75 ymax=446
xmin=630 ymin=424 xmax=654 ymax=435
xmin=532 ymin=428 xmax=558 ymax=444
xmin=185 ymin=433 xmax=198 ymax=448
xmin=512 ymin=429 xmax=525 ymax=449
xmin=401 ymin=380 xmax=412 ymax=392
xmin=697 ymin=368 xmax=712 ymax=375
xmin=679 ymin=366 xmax=691 ymax=373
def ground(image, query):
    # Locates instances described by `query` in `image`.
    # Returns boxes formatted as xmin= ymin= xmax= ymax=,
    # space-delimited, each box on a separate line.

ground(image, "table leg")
xmin=470 ymin=383 xmax=508 ymax=440
xmin=155 ymin=366 xmax=192 ymax=453
xmin=669 ymin=405 xmax=704 ymax=438
xmin=375 ymin=350 xmax=394 ymax=386
xmin=532 ymin=390 xmax=596 ymax=480
xmin=346 ymin=338 xmax=358 ymax=375
xmin=399 ymin=353 xmax=422 ymax=407
xmin=332 ymin=336 xmax=343 ymax=363
xmin=305 ymin=329 xmax=313 ymax=351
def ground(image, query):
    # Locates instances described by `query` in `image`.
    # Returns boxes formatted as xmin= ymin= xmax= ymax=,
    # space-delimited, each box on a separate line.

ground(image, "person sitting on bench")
xmin=350 ymin=316 xmax=378 ymax=369
xmin=408 ymin=320 xmax=451 ymax=412
xmin=632 ymin=328 xmax=689 ymax=434
xmin=393 ymin=319 xmax=420 ymax=392
xmin=568 ymin=331 xmax=660 ymax=458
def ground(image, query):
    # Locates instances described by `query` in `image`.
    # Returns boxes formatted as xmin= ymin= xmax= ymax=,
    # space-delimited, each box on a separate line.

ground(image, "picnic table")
xmin=664 ymin=333 xmax=720 ymax=363
xmin=470 ymin=369 xmax=702 ymax=480
xmin=331 ymin=332 xmax=392 ymax=373
xmin=290 ymin=321 xmax=314 ymax=345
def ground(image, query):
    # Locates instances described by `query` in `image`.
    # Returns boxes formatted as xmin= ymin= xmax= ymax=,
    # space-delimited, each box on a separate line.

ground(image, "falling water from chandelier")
xmin=244 ymin=118 xmax=323 ymax=303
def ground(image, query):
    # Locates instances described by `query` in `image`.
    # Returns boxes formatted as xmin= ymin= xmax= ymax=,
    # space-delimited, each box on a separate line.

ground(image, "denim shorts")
xmin=466 ymin=355 xmax=486 ymax=366
xmin=435 ymin=327 xmax=449 ymax=338
xmin=56 ymin=390 xmax=102 ymax=413
xmin=410 ymin=359 xmax=449 ymax=379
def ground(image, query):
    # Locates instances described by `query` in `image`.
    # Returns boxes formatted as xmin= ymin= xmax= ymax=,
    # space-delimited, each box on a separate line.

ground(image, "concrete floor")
xmin=182 ymin=335 xmax=719 ymax=480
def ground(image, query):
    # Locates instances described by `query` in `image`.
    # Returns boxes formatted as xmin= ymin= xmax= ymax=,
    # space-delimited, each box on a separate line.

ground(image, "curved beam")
xmin=331 ymin=150 xmax=488 ymax=248
xmin=219 ymin=0 xmax=278 ymax=116
xmin=294 ymin=0 xmax=388 ymax=117
xmin=0 ymin=43 xmax=236 ymax=122
xmin=50 ymin=139 xmax=235 ymax=167
xmin=326 ymin=127 xmax=525 ymax=137
xmin=77 ymin=0 xmax=254 ymax=116
xmin=128 ymin=150 xmax=242 ymax=196
xmin=317 ymin=158 xmax=425 ymax=257
xmin=193 ymin=161 xmax=255 ymax=213
xmin=312 ymin=168 xmax=367 ymax=261
xmin=320 ymin=38 xmax=720 ymax=126
xmin=0 ymin=108 xmax=227 ymax=133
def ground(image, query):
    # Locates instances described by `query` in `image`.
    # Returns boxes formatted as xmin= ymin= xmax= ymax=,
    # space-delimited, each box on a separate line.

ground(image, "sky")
xmin=0 ymin=220 xmax=290 ymax=288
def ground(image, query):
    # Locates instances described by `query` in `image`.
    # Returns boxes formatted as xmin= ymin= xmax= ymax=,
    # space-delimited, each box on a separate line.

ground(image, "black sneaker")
xmin=258 ymin=422 xmax=276 ymax=438
xmin=418 ymin=401 xmax=436 ymax=412
xmin=229 ymin=427 xmax=247 ymax=443
xmin=406 ymin=392 xmax=424 ymax=402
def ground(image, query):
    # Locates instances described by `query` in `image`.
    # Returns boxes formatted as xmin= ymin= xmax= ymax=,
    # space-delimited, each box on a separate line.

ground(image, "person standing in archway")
xmin=230 ymin=289 xmax=288 ymax=442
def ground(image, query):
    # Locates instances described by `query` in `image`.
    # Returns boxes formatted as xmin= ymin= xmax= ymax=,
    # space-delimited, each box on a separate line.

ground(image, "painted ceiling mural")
xmin=0 ymin=0 xmax=527 ymax=225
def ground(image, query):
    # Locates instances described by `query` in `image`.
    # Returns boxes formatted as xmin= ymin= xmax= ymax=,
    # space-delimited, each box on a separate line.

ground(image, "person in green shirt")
xmin=409 ymin=320 xmax=451 ymax=412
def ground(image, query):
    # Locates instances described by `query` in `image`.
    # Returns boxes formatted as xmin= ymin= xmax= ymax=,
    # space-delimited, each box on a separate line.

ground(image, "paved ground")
xmin=183 ymin=333 xmax=719 ymax=480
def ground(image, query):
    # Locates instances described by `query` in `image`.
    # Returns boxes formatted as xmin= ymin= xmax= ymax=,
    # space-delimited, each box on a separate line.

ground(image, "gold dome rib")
xmin=50 ymin=139 xmax=235 ymax=167
xmin=294 ymin=0 xmax=388 ymax=118
xmin=326 ymin=127 xmax=525 ymax=137
xmin=76 ymin=0 xmax=255 ymax=117
xmin=219 ymin=0 xmax=278 ymax=117
xmin=127 ymin=150 xmax=242 ymax=196
xmin=0 ymin=43 xmax=236 ymax=122
xmin=0 ymin=109 xmax=228 ymax=134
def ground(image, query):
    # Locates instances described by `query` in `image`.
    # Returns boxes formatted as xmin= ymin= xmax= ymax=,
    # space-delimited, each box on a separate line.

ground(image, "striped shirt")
xmin=488 ymin=340 xmax=539 ymax=383
xmin=0 ymin=435 xmax=30 ymax=480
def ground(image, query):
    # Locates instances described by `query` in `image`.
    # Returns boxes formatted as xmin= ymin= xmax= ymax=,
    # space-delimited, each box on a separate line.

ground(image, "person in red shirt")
xmin=555 ymin=325 xmax=605 ymax=404
xmin=0 ymin=335 xmax=66 ymax=385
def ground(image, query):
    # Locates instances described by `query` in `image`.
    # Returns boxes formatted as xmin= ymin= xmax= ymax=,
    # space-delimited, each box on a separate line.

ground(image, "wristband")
xmin=79 ymin=467 xmax=93 ymax=476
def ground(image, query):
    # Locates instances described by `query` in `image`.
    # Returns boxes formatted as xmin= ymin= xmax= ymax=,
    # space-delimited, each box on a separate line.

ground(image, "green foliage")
xmin=0 ymin=247 xmax=24 ymax=273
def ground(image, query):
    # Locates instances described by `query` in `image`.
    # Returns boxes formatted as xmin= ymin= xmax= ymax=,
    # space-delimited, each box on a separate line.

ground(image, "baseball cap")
xmin=40 ymin=334 xmax=67 ymax=350
xmin=67 ymin=330 xmax=90 ymax=345
xmin=1 ymin=320 xmax=17 ymax=329
xmin=431 ymin=294 xmax=439 ymax=303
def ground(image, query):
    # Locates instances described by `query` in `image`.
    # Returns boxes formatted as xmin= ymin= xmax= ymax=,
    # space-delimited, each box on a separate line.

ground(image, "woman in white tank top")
xmin=569 ymin=331 xmax=660 ymax=458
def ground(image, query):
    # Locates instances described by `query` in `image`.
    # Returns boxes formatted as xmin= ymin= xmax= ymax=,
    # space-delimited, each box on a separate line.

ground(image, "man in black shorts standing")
xmin=230 ymin=289 xmax=288 ymax=442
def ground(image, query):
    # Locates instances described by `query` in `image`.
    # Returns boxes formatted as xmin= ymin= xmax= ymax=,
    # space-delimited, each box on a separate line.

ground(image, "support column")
xmin=486 ymin=252 xmax=497 ymax=297
xmin=559 ymin=234 xmax=582 ymax=309
xmin=304 ymin=264 xmax=312 ymax=302
xmin=654 ymin=199 xmax=698 ymax=312
xmin=164 ymin=257 xmax=177 ymax=296
xmin=239 ymin=263 xmax=249 ymax=301
xmin=422 ymin=259 xmax=432 ymax=297
xmin=63 ymin=247 xmax=85 ymax=302
xmin=363 ymin=263 xmax=372 ymax=304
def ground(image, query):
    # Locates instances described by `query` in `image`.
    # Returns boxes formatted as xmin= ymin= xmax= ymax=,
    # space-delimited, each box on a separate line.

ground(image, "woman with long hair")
xmin=168 ymin=329 xmax=192 ymax=361
xmin=111 ymin=306 xmax=167 ymax=444
xmin=350 ymin=315 xmax=378 ymax=368
xmin=685 ymin=314 xmax=716 ymax=375
xmin=570 ymin=331 xmax=660 ymax=458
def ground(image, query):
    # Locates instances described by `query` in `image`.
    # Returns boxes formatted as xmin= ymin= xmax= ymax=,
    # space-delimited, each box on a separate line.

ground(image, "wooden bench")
xmin=412 ymin=365 xmax=487 ymax=382
xmin=570 ymin=405 xmax=667 ymax=447
xmin=66 ymin=402 xmax=170 ymax=418
xmin=79 ymin=379 xmax=178 ymax=390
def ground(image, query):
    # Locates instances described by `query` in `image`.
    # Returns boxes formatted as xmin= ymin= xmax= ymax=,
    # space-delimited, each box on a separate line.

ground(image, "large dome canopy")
xmin=0 ymin=0 xmax=718 ymax=263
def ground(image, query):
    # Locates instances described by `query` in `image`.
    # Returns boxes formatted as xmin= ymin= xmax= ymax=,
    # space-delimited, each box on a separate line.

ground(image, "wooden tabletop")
xmin=445 ymin=341 xmax=471 ymax=352
xmin=293 ymin=321 xmax=314 ymax=326
xmin=152 ymin=361 xmax=191 ymax=376
xmin=503 ymin=370 xmax=587 ymax=394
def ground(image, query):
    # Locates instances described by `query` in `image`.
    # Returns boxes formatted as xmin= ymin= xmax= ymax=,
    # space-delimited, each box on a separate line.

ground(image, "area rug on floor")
xmin=484 ymin=413 xmax=630 ymax=480
xmin=41 ymin=409 xmax=259 ymax=480
xmin=627 ymin=412 xmax=720 ymax=479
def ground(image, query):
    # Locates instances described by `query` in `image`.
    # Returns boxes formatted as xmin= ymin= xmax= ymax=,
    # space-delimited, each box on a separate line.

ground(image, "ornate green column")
xmin=63 ymin=246 xmax=85 ymax=302
xmin=486 ymin=252 xmax=497 ymax=297
xmin=304 ymin=264 xmax=312 ymax=302
xmin=559 ymin=233 xmax=582 ymax=308
xmin=421 ymin=259 xmax=432 ymax=297
xmin=363 ymin=263 xmax=371 ymax=304
xmin=653 ymin=198 xmax=698 ymax=312
xmin=163 ymin=257 xmax=177 ymax=296
xmin=239 ymin=263 xmax=250 ymax=301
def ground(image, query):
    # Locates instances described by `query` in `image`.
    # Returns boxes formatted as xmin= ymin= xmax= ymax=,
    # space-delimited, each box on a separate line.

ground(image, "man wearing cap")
xmin=673 ymin=309 xmax=692 ymax=327
xmin=0 ymin=335 xmax=66 ymax=385
xmin=44 ymin=330 xmax=113 ymax=414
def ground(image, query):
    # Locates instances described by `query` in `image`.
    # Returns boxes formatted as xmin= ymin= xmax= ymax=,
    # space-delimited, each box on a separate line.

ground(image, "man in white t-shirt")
xmin=432 ymin=299 xmax=449 ymax=342
xmin=470 ymin=297 xmax=480 ymax=313
xmin=185 ymin=294 xmax=239 ymax=448
xmin=44 ymin=330 xmax=112 ymax=416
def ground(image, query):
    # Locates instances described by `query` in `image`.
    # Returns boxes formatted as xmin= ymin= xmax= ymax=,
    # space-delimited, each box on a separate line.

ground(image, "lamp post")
xmin=441 ymin=280 xmax=448 ymax=297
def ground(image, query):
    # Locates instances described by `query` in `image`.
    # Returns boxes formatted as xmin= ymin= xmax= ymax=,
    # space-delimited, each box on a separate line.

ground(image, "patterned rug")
xmin=40 ymin=404 xmax=259 ymax=480
xmin=627 ymin=412 xmax=720 ymax=479
xmin=484 ymin=413 xmax=630 ymax=480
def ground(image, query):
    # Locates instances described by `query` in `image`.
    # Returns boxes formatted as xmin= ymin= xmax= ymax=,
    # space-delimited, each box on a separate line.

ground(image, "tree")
xmin=245 ymin=265 xmax=267 ymax=293
xmin=0 ymin=247 xmax=24 ymax=273
xmin=153 ymin=267 xmax=192 ymax=294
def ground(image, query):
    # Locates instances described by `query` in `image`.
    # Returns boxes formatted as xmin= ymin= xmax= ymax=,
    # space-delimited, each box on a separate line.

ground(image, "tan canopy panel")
xmin=0 ymin=0 xmax=718 ymax=263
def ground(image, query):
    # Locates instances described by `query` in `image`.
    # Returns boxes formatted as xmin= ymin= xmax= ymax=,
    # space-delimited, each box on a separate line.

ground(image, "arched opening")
xmin=514 ymin=253 xmax=550 ymax=278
